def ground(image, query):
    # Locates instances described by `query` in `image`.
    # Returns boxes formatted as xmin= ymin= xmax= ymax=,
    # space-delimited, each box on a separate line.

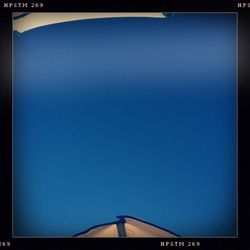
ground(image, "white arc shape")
xmin=13 ymin=12 xmax=167 ymax=33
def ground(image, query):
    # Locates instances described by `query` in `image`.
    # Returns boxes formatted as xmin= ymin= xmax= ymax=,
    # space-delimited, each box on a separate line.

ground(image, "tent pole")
xmin=116 ymin=222 xmax=127 ymax=238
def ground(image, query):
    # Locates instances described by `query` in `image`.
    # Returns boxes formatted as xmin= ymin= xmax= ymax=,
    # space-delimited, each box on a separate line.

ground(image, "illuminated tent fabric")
xmin=12 ymin=12 xmax=172 ymax=33
xmin=74 ymin=216 xmax=178 ymax=238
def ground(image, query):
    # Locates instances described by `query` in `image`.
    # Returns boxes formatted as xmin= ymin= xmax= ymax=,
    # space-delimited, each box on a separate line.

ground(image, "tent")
xmin=74 ymin=216 xmax=179 ymax=238
xmin=13 ymin=12 xmax=171 ymax=33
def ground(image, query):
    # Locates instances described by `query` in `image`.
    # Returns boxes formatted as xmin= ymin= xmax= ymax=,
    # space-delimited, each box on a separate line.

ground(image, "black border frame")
xmin=1 ymin=0 xmax=250 ymax=249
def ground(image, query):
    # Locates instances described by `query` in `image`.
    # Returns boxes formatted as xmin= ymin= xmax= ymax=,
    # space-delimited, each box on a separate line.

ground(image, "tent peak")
xmin=74 ymin=215 xmax=179 ymax=238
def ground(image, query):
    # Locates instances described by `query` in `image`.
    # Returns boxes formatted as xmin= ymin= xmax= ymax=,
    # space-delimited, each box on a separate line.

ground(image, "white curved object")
xmin=13 ymin=12 xmax=167 ymax=33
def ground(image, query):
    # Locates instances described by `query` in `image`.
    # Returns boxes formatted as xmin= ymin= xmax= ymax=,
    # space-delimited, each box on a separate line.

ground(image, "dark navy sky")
xmin=13 ymin=14 xmax=236 ymax=237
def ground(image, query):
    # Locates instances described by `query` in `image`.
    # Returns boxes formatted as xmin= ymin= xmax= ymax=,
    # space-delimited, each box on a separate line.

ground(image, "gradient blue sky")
xmin=13 ymin=14 xmax=237 ymax=237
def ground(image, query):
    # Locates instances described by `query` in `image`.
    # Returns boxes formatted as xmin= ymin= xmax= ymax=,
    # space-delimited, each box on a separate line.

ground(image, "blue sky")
xmin=13 ymin=14 xmax=236 ymax=237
